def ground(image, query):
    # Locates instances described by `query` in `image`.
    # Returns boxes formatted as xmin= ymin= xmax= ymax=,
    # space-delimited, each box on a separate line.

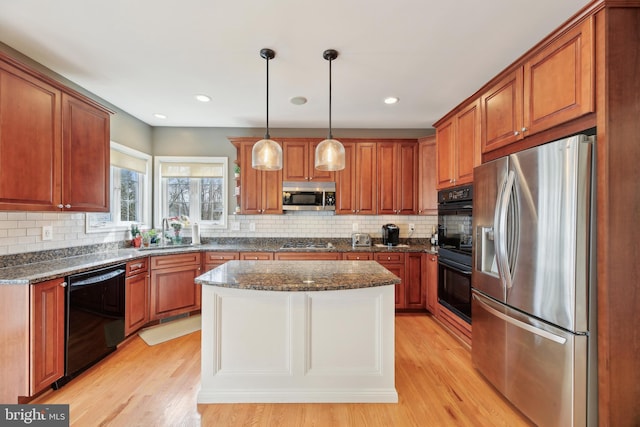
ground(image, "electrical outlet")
xmin=42 ymin=225 xmax=53 ymax=241
xmin=352 ymin=223 xmax=359 ymax=232
xmin=409 ymin=223 xmax=415 ymax=232
xmin=249 ymin=222 xmax=256 ymax=232
xmin=231 ymin=221 xmax=240 ymax=231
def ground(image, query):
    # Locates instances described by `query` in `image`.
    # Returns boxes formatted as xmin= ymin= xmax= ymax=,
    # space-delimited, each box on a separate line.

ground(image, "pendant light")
xmin=252 ymin=48 xmax=282 ymax=170
xmin=315 ymin=49 xmax=345 ymax=171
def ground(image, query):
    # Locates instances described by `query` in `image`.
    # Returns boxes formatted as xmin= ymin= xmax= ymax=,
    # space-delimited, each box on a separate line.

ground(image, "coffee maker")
xmin=381 ymin=224 xmax=400 ymax=246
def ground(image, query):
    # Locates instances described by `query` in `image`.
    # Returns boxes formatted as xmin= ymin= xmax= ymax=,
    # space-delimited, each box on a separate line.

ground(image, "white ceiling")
xmin=0 ymin=0 xmax=591 ymax=130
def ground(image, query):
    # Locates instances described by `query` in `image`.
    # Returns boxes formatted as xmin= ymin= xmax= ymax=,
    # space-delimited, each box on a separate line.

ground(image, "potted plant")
xmin=130 ymin=224 xmax=142 ymax=248
xmin=141 ymin=231 xmax=151 ymax=247
xmin=234 ymin=164 xmax=241 ymax=178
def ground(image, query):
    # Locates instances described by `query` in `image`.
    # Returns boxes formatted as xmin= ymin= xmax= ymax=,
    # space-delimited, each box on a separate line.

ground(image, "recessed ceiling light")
xmin=384 ymin=97 xmax=399 ymax=105
xmin=289 ymin=96 xmax=307 ymax=105
xmin=153 ymin=113 xmax=167 ymax=119
xmin=195 ymin=94 xmax=211 ymax=102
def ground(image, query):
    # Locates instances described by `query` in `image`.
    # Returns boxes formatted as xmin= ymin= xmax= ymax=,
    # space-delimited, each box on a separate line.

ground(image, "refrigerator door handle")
xmin=473 ymin=294 xmax=567 ymax=345
xmin=496 ymin=170 xmax=515 ymax=293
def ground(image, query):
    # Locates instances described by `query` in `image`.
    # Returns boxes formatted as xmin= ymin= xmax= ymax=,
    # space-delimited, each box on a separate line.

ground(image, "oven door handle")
xmin=438 ymin=258 xmax=472 ymax=276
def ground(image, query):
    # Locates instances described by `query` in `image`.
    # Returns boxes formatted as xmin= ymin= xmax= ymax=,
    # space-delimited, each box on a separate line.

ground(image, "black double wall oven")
xmin=437 ymin=185 xmax=473 ymax=324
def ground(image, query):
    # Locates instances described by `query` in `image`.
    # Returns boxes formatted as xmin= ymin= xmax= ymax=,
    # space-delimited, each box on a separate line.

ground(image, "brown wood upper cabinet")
xmin=435 ymin=99 xmax=480 ymax=190
xmin=417 ymin=136 xmax=437 ymax=215
xmin=335 ymin=141 xmax=377 ymax=215
xmin=377 ymin=141 xmax=418 ymax=214
xmin=481 ymin=17 xmax=594 ymax=153
xmin=237 ymin=140 xmax=282 ymax=214
xmin=283 ymin=139 xmax=335 ymax=182
xmin=0 ymin=53 xmax=111 ymax=212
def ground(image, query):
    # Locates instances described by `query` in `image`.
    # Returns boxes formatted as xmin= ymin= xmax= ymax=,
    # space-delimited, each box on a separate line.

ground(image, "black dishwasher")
xmin=53 ymin=264 xmax=126 ymax=389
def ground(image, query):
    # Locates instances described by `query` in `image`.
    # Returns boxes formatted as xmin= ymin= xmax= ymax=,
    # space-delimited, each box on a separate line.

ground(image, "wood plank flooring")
xmin=32 ymin=314 xmax=533 ymax=426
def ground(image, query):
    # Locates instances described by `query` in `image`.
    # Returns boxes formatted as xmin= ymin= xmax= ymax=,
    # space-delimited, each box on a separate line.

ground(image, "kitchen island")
xmin=194 ymin=260 xmax=401 ymax=403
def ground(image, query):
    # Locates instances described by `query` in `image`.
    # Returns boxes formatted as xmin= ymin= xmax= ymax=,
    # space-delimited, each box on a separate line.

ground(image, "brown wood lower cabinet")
xmin=150 ymin=253 xmax=202 ymax=321
xmin=425 ymin=254 xmax=438 ymax=315
xmin=30 ymin=278 xmax=65 ymax=395
xmin=274 ymin=252 xmax=342 ymax=261
xmin=203 ymin=252 xmax=239 ymax=272
xmin=404 ymin=253 xmax=425 ymax=309
xmin=240 ymin=252 xmax=274 ymax=260
xmin=374 ymin=252 xmax=406 ymax=309
xmin=124 ymin=258 xmax=149 ymax=336
xmin=342 ymin=252 xmax=373 ymax=261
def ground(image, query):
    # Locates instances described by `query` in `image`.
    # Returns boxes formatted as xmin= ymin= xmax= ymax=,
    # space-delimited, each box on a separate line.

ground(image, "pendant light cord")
xmin=328 ymin=57 xmax=333 ymax=140
xmin=265 ymin=53 xmax=270 ymax=140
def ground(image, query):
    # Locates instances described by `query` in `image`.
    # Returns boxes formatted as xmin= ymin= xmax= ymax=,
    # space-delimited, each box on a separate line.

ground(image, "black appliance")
xmin=53 ymin=264 xmax=126 ymax=389
xmin=282 ymin=181 xmax=336 ymax=211
xmin=437 ymin=184 xmax=472 ymax=324
xmin=381 ymin=224 xmax=400 ymax=246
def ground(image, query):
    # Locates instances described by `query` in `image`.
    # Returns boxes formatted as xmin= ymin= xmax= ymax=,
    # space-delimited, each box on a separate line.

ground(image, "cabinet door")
xmin=261 ymin=168 xmax=283 ymax=214
xmin=308 ymin=140 xmax=335 ymax=181
xmin=397 ymin=142 xmax=418 ymax=215
xmin=240 ymin=141 xmax=263 ymax=214
xmin=31 ymin=278 xmax=65 ymax=394
xmin=481 ymin=68 xmax=524 ymax=153
xmin=418 ymin=136 xmax=437 ymax=215
xmin=455 ymin=100 xmax=480 ymax=185
xmin=355 ymin=142 xmax=377 ymax=214
xmin=436 ymin=118 xmax=455 ymax=189
xmin=62 ymin=93 xmax=110 ymax=212
xmin=426 ymin=255 xmax=438 ymax=315
xmin=125 ymin=272 xmax=149 ymax=336
xmin=405 ymin=253 xmax=425 ymax=309
xmin=523 ymin=17 xmax=594 ymax=136
xmin=375 ymin=253 xmax=405 ymax=309
xmin=335 ymin=142 xmax=356 ymax=214
xmin=150 ymin=264 xmax=202 ymax=320
xmin=0 ymin=62 xmax=62 ymax=211
xmin=377 ymin=142 xmax=397 ymax=214
xmin=283 ymin=140 xmax=309 ymax=181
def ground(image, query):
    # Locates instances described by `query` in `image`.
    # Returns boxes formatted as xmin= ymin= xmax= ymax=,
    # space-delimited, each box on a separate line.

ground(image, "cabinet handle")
xmin=132 ymin=263 xmax=143 ymax=269
xmin=521 ymin=127 xmax=528 ymax=132
xmin=387 ymin=256 xmax=391 ymax=260
xmin=65 ymin=204 xmax=72 ymax=209
xmin=514 ymin=130 xmax=520 ymax=136
xmin=57 ymin=204 xmax=64 ymax=209
xmin=60 ymin=282 xmax=67 ymax=287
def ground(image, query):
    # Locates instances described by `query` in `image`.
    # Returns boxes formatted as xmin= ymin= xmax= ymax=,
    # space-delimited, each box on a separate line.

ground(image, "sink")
xmin=137 ymin=244 xmax=198 ymax=251
xmin=374 ymin=244 xmax=409 ymax=248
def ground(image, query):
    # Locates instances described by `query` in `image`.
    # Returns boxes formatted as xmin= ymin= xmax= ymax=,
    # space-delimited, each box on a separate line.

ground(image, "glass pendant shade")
xmin=252 ymin=138 xmax=282 ymax=170
xmin=315 ymin=138 xmax=345 ymax=171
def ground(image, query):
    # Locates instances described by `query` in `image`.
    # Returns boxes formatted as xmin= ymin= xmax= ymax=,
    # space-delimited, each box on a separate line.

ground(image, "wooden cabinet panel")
xmin=203 ymin=252 xmax=239 ymax=273
xmin=404 ymin=253 xmax=425 ymax=309
xmin=482 ymin=17 xmax=594 ymax=154
xmin=30 ymin=278 xmax=65 ymax=394
xmin=239 ymin=141 xmax=282 ymax=214
xmin=61 ymin=93 xmax=110 ymax=212
xmin=336 ymin=141 xmax=377 ymax=215
xmin=150 ymin=254 xmax=202 ymax=320
xmin=0 ymin=53 xmax=111 ymax=212
xmin=274 ymin=252 xmax=342 ymax=261
xmin=377 ymin=141 xmax=417 ymax=214
xmin=240 ymin=252 xmax=274 ymax=260
xmin=0 ymin=62 xmax=61 ymax=211
xmin=418 ymin=136 xmax=437 ymax=215
xmin=125 ymin=258 xmax=148 ymax=276
xmin=374 ymin=252 xmax=406 ymax=309
xmin=125 ymin=271 xmax=149 ymax=336
xmin=436 ymin=99 xmax=480 ymax=190
xmin=426 ymin=254 xmax=438 ymax=315
xmin=283 ymin=139 xmax=334 ymax=182
xmin=342 ymin=252 xmax=373 ymax=261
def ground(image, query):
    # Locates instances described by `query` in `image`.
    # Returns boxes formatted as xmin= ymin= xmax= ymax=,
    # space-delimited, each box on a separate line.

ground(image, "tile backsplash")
xmin=0 ymin=211 xmax=437 ymax=256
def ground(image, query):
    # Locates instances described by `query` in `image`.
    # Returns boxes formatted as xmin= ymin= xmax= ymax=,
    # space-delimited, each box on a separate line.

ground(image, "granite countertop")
xmin=0 ymin=239 xmax=438 ymax=286
xmin=194 ymin=260 xmax=402 ymax=292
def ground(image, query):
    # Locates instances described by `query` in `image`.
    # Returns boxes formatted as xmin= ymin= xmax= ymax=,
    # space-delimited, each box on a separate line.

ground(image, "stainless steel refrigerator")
xmin=472 ymin=134 xmax=597 ymax=427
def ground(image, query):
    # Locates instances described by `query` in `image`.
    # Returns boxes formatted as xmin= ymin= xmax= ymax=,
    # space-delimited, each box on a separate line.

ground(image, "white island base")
xmin=198 ymin=284 xmax=397 ymax=404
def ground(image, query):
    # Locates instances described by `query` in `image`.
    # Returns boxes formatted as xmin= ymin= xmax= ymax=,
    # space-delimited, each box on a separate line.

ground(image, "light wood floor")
xmin=33 ymin=314 xmax=533 ymax=427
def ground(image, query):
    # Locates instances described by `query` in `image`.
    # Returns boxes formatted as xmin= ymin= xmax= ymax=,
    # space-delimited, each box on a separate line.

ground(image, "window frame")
xmin=154 ymin=156 xmax=228 ymax=230
xmin=85 ymin=141 xmax=152 ymax=233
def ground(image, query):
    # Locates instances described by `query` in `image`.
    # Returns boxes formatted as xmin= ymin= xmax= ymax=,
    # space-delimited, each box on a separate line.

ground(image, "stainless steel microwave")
xmin=282 ymin=181 xmax=336 ymax=211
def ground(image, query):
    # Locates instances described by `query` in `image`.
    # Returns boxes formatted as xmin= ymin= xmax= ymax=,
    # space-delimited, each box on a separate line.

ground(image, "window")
xmin=154 ymin=157 xmax=228 ymax=229
xmin=86 ymin=142 xmax=152 ymax=233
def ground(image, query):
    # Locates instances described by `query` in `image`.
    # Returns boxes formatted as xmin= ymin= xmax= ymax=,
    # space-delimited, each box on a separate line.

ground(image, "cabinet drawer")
xmin=240 ymin=252 xmax=273 ymax=260
xmin=274 ymin=252 xmax=342 ymax=261
xmin=126 ymin=258 xmax=148 ymax=276
xmin=343 ymin=252 xmax=373 ymax=261
xmin=374 ymin=252 xmax=405 ymax=263
xmin=151 ymin=252 xmax=202 ymax=269
xmin=204 ymin=252 xmax=239 ymax=263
